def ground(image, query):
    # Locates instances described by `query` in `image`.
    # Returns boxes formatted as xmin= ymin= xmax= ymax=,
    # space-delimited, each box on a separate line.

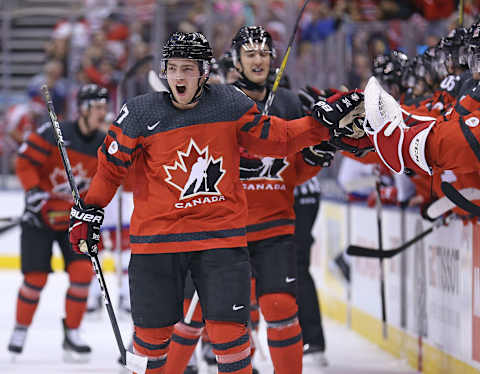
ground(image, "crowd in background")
xmin=0 ymin=0 xmax=477 ymax=184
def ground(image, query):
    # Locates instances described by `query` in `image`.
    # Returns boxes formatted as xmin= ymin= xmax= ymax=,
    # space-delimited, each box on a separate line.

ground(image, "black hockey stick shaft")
xmin=40 ymin=85 xmax=128 ymax=364
xmin=347 ymin=225 xmax=435 ymax=259
xmin=262 ymin=0 xmax=310 ymax=115
xmin=441 ymin=181 xmax=480 ymax=216
xmin=0 ymin=218 xmax=21 ymax=236
xmin=375 ymin=179 xmax=387 ymax=339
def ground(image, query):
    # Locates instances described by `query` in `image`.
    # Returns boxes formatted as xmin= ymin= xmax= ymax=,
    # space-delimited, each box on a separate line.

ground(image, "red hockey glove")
xmin=69 ymin=204 xmax=104 ymax=256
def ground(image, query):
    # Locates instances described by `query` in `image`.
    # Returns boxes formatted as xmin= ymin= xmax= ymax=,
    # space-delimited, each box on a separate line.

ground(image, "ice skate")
xmin=8 ymin=324 xmax=28 ymax=360
xmin=62 ymin=318 xmax=91 ymax=363
xmin=184 ymin=353 xmax=199 ymax=374
xmin=303 ymin=343 xmax=328 ymax=367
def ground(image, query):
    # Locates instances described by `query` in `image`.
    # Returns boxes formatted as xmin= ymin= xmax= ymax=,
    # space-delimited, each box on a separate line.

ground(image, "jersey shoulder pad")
xmin=217 ymin=84 xmax=255 ymax=118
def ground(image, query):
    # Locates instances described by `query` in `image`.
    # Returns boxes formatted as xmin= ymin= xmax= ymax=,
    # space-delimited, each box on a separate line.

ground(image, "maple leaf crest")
xmin=164 ymin=138 xmax=226 ymax=200
xmin=49 ymin=163 xmax=90 ymax=200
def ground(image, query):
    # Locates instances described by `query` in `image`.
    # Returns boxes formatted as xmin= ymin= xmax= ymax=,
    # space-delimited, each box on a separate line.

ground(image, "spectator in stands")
xmin=28 ymin=59 xmax=68 ymax=119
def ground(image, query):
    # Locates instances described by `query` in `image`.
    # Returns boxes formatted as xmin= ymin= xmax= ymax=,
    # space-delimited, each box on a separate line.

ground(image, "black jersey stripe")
xmin=246 ymin=218 xmax=295 ymax=233
xmin=130 ymin=227 xmax=246 ymax=244
xmin=260 ymin=118 xmax=271 ymax=139
xmin=101 ymin=144 xmax=131 ymax=168
xmin=26 ymin=140 xmax=51 ymax=155
xmin=241 ymin=114 xmax=262 ymax=132
xmin=17 ymin=153 xmax=42 ymax=166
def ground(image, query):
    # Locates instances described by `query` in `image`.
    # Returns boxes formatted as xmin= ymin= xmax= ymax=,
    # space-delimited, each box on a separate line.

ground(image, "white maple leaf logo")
xmin=164 ymin=138 xmax=226 ymax=200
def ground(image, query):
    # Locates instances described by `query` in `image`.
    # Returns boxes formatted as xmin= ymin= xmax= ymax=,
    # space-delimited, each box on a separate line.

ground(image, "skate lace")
xmin=10 ymin=328 xmax=27 ymax=347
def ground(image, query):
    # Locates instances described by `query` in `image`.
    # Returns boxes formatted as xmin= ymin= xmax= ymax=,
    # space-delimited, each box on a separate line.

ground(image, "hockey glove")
xmin=313 ymin=90 xmax=366 ymax=139
xmin=69 ymin=204 xmax=104 ymax=256
xmin=301 ymin=141 xmax=337 ymax=167
xmin=22 ymin=187 xmax=49 ymax=228
xmin=298 ymin=86 xmax=340 ymax=114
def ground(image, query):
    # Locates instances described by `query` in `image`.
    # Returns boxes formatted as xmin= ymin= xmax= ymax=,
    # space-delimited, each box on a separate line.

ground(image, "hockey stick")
xmin=41 ymin=85 xmax=147 ymax=374
xmin=184 ymin=291 xmax=199 ymax=324
xmin=374 ymin=176 xmax=387 ymax=339
xmin=0 ymin=217 xmax=21 ymax=235
xmin=346 ymin=216 xmax=450 ymax=259
xmin=262 ymin=0 xmax=310 ymax=115
xmin=441 ymin=181 xmax=480 ymax=216
xmin=426 ymin=187 xmax=480 ymax=220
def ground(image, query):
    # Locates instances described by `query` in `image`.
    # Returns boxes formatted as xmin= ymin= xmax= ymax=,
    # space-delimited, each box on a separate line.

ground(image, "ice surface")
xmin=0 ymin=271 xmax=417 ymax=374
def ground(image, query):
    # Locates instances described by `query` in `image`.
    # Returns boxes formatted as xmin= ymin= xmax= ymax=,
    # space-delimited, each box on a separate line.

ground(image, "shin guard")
xmin=65 ymin=260 xmax=92 ymax=329
xmin=259 ymin=293 xmax=303 ymax=374
xmin=16 ymin=272 xmax=47 ymax=326
xmin=205 ymin=320 xmax=251 ymax=374
xmin=134 ymin=325 xmax=173 ymax=374
xmin=164 ymin=298 xmax=204 ymax=374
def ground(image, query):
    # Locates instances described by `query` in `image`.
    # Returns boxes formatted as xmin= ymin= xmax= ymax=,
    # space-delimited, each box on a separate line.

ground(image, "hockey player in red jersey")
xmin=7 ymin=84 xmax=109 ymax=361
xmin=164 ymin=26 xmax=334 ymax=374
xmin=68 ymin=32 xmax=365 ymax=374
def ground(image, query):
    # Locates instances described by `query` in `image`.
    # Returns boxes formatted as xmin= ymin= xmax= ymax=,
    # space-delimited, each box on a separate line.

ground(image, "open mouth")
xmin=252 ymin=67 xmax=264 ymax=73
xmin=176 ymin=85 xmax=186 ymax=94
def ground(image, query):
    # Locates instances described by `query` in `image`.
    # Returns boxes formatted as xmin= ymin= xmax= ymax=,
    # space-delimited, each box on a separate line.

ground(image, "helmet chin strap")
xmin=234 ymin=72 xmax=266 ymax=92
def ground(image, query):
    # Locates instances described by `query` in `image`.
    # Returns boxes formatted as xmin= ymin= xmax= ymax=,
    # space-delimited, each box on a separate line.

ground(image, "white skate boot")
xmin=62 ymin=318 xmax=91 ymax=363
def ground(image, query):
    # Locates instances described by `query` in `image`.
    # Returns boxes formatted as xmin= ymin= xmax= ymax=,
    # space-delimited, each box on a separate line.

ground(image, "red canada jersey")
xmin=240 ymin=87 xmax=321 ymax=242
xmin=16 ymin=121 xmax=105 ymax=230
xmin=85 ymin=85 xmax=328 ymax=254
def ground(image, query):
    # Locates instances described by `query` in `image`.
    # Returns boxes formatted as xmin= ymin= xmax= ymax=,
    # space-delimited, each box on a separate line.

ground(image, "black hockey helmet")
xmin=231 ymin=26 xmax=276 ymax=65
xmin=161 ymin=32 xmax=213 ymax=77
xmin=467 ymin=24 xmax=480 ymax=73
xmin=77 ymin=84 xmax=109 ymax=110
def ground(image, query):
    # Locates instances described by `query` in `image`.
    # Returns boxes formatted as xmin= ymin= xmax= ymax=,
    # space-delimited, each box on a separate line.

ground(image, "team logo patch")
xmin=108 ymin=140 xmax=118 ymax=155
xmin=465 ymin=117 xmax=479 ymax=128
xmin=50 ymin=163 xmax=91 ymax=200
xmin=164 ymin=138 xmax=226 ymax=200
xmin=239 ymin=148 xmax=289 ymax=181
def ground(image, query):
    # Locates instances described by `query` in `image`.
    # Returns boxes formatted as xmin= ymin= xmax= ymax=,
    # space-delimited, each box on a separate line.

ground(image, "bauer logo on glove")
xmin=69 ymin=204 xmax=104 ymax=256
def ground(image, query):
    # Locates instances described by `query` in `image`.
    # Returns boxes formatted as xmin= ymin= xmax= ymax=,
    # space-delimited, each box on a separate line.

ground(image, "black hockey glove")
xmin=301 ymin=141 xmax=337 ymax=167
xmin=298 ymin=86 xmax=340 ymax=115
xmin=22 ymin=187 xmax=49 ymax=228
xmin=312 ymin=90 xmax=366 ymax=139
xmin=69 ymin=204 xmax=104 ymax=256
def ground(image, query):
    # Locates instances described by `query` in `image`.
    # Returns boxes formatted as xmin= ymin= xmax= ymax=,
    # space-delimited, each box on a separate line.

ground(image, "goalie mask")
xmin=231 ymin=26 xmax=276 ymax=92
xmin=161 ymin=32 xmax=213 ymax=104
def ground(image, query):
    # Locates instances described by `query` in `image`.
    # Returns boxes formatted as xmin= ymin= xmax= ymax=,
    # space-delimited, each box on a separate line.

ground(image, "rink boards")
xmin=0 ymin=191 xmax=479 ymax=373
xmin=313 ymin=199 xmax=480 ymax=374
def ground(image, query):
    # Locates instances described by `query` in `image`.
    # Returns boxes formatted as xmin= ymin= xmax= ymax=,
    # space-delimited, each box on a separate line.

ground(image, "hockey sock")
xmin=259 ymin=292 xmax=303 ymax=374
xmin=250 ymin=277 xmax=259 ymax=358
xmin=134 ymin=325 xmax=174 ymax=374
xmin=164 ymin=298 xmax=204 ymax=374
xmin=16 ymin=272 xmax=48 ymax=326
xmin=65 ymin=260 xmax=92 ymax=329
xmin=205 ymin=320 xmax=251 ymax=374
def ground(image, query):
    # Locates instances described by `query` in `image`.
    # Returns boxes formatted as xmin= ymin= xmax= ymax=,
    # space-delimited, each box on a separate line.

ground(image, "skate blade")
xmin=10 ymin=353 xmax=20 ymax=363
xmin=63 ymin=349 xmax=91 ymax=363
